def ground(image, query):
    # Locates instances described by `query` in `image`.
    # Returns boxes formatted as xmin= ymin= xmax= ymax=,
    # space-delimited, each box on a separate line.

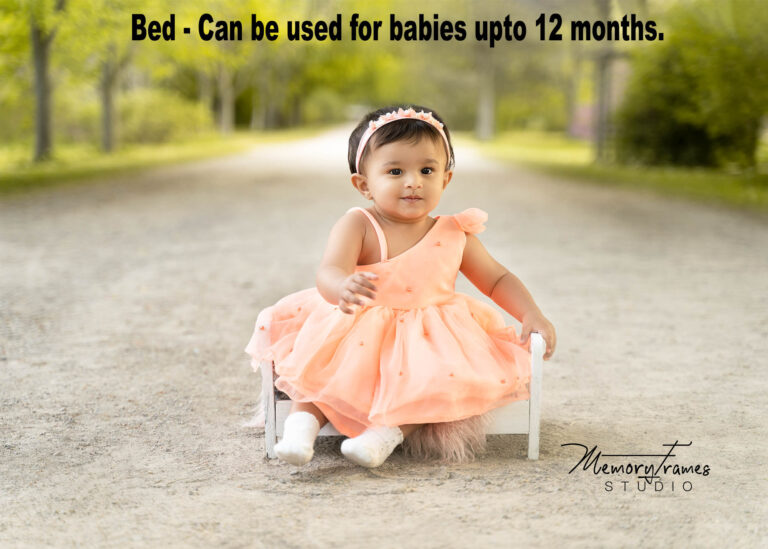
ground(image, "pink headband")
xmin=354 ymin=108 xmax=451 ymax=174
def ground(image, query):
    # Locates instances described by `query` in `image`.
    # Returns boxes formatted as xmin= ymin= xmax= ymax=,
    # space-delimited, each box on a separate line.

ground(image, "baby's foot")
xmin=341 ymin=425 xmax=404 ymax=468
xmin=274 ymin=411 xmax=321 ymax=466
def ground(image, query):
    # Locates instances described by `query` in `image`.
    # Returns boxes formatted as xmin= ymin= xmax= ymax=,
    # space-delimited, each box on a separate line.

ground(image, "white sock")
xmin=274 ymin=411 xmax=321 ymax=466
xmin=341 ymin=425 xmax=404 ymax=468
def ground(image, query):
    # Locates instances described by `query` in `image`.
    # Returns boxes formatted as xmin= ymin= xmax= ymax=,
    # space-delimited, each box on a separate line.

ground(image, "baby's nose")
xmin=404 ymin=174 xmax=423 ymax=188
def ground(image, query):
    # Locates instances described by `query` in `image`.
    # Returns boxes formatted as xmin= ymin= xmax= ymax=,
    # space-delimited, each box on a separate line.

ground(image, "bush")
xmin=50 ymin=87 xmax=214 ymax=147
xmin=616 ymin=47 xmax=717 ymax=167
xmin=118 ymin=88 xmax=214 ymax=144
xmin=616 ymin=0 xmax=768 ymax=169
xmin=55 ymin=89 xmax=100 ymax=145
xmin=0 ymin=84 xmax=34 ymax=144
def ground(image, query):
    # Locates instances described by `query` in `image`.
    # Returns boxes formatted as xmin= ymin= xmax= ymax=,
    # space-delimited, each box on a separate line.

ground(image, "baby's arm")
xmin=460 ymin=234 xmax=556 ymax=359
xmin=316 ymin=211 xmax=378 ymax=314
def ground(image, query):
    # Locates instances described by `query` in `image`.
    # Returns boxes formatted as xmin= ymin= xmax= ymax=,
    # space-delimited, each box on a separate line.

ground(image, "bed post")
xmin=527 ymin=332 xmax=545 ymax=460
xmin=253 ymin=307 xmax=278 ymax=459
xmin=262 ymin=359 xmax=277 ymax=459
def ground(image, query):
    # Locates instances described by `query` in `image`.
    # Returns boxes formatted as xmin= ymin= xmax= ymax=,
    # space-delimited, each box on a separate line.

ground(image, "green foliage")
xmin=118 ymin=89 xmax=214 ymax=144
xmin=0 ymin=93 xmax=34 ymax=143
xmin=616 ymin=46 xmax=717 ymax=166
xmin=616 ymin=0 xmax=768 ymax=169
xmin=40 ymin=87 xmax=214 ymax=146
xmin=54 ymin=88 xmax=100 ymax=144
xmin=497 ymin=85 xmax=567 ymax=131
xmin=301 ymin=88 xmax=346 ymax=125
xmin=0 ymin=2 xmax=49 ymax=143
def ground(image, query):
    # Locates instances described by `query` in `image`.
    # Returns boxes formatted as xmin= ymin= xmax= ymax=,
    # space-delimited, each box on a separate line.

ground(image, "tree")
xmin=59 ymin=0 xmax=135 ymax=152
xmin=158 ymin=0 xmax=280 ymax=133
xmin=21 ymin=0 xmax=68 ymax=161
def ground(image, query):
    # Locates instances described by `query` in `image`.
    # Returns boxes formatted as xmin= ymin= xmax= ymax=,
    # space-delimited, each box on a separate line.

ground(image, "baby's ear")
xmin=442 ymin=169 xmax=453 ymax=189
xmin=351 ymin=173 xmax=371 ymax=199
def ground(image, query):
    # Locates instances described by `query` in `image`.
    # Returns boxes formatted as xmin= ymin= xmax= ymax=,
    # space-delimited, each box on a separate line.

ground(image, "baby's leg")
xmin=289 ymin=400 xmax=329 ymax=427
xmin=399 ymin=423 xmax=422 ymax=438
xmin=274 ymin=401 xmax=328 ymax=466
xmin=341 ymin=423 xmax=422 ymax=468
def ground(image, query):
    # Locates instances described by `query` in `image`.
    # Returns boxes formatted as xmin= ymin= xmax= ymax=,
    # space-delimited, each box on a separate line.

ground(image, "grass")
xmin=0 ymin=128 xmax=319 ymax=195
xmin=469 ymin=131 xmax=768 ymax=214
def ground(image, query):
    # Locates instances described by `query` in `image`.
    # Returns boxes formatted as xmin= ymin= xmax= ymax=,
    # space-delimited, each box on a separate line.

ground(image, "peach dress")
xmin=245 ymin=207 xmax=531 ymax=457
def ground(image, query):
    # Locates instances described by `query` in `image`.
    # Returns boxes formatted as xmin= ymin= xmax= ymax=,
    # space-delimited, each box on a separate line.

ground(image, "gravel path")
xmin=1 ymin=128 xmax=766 ymax=547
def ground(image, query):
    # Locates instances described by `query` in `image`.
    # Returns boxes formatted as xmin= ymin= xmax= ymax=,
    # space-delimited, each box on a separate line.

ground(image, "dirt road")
xmin=1 ymin=129 xmax=766 ymax=547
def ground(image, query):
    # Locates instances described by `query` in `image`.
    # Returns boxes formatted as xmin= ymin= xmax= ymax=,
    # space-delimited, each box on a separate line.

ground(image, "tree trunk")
xmin=249 ymin=86 xmax=260 ymax=130
xmin=290 ymin=94 xmax=301 ymax=127
xmin=218 ymin=64 xmax=235 ymax=133
xmin=30 ymin=18 xmax=53 ymax=162
xmin=198 ymin=70 xmax=214 ymax=114
xmin=29 ymin=0 xmax=66 ymax=162
xmin=101 ymin=60 xmax=115 ymax=153
xmin=594 ymin=51 xmax=611 ymax=161
xmin=565 ymin=47 xmax=582 ymax=137
xmin=594 ymin=0 xmax=613 ymax=162
xmin=475 ymin=57 xmax=495 ymax=141
xmin=259 ymin=74 xmax=276 ymax=129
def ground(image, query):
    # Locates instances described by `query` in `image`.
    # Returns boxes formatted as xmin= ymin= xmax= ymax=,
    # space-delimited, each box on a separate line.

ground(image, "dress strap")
xmin=347 ymin=207 xmax=388 ymax=261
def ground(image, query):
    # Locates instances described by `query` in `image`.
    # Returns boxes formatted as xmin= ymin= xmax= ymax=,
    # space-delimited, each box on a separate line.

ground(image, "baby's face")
xmin=358 ymin=137 xmax=452 ymax=222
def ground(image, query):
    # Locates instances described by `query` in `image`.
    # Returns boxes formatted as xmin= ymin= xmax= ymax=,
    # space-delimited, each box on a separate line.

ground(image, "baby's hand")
xmin=520 ymin=311 xmax=557 ymax=360
xmin=338 ymin=272 xmax=378 ymax=314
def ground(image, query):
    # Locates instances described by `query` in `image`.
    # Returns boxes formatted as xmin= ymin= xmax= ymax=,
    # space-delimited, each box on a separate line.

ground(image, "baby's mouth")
xmin=401 ymin=196 xmax=423 ymax=201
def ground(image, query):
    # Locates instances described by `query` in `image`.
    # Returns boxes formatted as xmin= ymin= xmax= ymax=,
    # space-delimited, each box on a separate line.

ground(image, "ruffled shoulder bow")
xmin=452 ymin=208 xmax=488 ymax=234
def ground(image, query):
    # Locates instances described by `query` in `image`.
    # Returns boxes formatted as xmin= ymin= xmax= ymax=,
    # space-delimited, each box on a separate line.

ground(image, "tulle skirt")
xmin=246 ymin=288 xmax=531 ymax=463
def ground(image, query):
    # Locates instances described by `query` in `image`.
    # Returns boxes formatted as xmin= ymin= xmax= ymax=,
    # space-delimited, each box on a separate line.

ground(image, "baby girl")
xmin=246 ymin=105 xmax=556 ymax=467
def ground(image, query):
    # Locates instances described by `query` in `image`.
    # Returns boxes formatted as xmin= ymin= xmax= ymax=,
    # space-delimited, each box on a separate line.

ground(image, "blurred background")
xmin=1 ymin=0 xmax=766 ymax=209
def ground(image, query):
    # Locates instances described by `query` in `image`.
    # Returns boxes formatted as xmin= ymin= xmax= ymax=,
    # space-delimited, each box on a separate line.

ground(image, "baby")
xmin=246 ymin=105 xmax=556 ymax=467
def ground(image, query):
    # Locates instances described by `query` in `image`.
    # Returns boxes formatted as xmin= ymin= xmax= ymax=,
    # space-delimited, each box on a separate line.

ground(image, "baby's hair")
xmin=348 ymin=104 xmax=455 ymax=174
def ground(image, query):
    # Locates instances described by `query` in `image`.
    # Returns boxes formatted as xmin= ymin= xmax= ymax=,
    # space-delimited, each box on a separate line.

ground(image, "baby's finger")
xmin=342 ymin=291 xmax=364 ymax=308
xmin=354 ymin=275 xmax=378 ymax=292
xmin=358 ymin=271 xmax=379 ymax=280
xmin=546 ymin=333 xmax=556 ymax=354
xmin=543 ymin=337 xmax=555 ymax=360
xmin=352 ymin=283 xmax=376 ymax=300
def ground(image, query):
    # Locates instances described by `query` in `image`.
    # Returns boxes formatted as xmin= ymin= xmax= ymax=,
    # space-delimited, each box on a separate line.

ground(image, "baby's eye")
xmin=421 ymin=167 xmax=434 ymax=175
xmin=388 ymin=168 xmax=402 ymax=175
